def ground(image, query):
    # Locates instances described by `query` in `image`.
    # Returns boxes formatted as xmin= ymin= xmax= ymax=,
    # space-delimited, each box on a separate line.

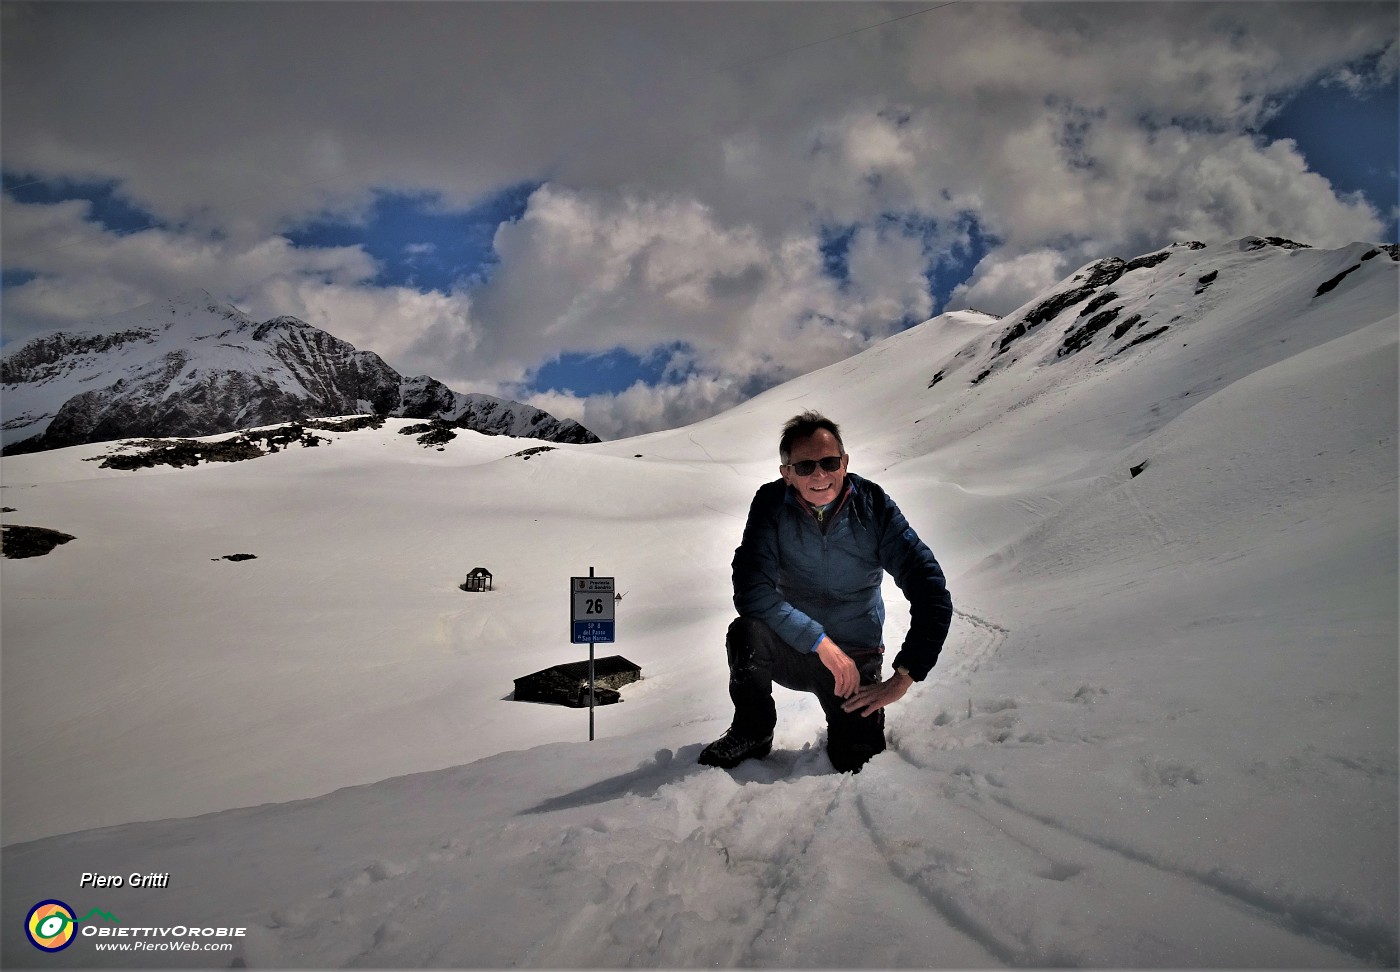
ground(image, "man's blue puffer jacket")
xmin=731 ymin=472 xmax=953 ymax=681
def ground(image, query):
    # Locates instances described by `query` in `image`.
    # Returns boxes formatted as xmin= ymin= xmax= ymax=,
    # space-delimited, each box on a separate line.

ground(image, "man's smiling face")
xmin=780 ymin=428 xmax=849 ymax=508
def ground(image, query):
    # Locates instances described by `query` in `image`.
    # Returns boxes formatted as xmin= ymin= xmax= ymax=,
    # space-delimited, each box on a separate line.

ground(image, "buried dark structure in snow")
xmin=460 ymin=567 xmax=494 ymax=592
xmin=514 ymin=656 xmax=642 ymax=707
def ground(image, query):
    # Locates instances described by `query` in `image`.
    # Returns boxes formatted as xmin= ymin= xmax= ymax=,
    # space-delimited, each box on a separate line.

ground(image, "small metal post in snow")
xmin=570 ymin=566 xmax=615 ymax=741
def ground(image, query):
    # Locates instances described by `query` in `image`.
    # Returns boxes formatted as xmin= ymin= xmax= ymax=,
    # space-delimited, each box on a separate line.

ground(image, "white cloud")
xmin=3 ymin=2 xmax=1394 ymax=433
xmin=949 ymin=248 xmax=1076 ymax=318
xmin=0 ymin=196 xmax=379 ymax=340
xmin=244 ymin=279 xmax=484 ymax=382
xmin=425 ymin=185 xmax=937 ymax=399
xmin=524 ymin=375 xmax=754 ymax=442
xmin=1326 ymin=38 xmax=1398 ymax=94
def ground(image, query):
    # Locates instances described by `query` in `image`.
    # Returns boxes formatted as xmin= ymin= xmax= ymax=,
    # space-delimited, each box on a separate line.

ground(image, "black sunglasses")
xmin=784 ymin=456 xmax=843 ymax=477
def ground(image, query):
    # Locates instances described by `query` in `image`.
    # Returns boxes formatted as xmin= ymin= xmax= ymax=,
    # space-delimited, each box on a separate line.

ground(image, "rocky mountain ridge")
xmin=1 ymin=290 xmax=599 ymax=451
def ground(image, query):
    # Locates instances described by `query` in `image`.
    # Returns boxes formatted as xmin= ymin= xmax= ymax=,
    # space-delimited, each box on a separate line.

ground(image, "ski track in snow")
xmin=867 ymin=715 xmax=1385 ymax=967
xmin=852 ymin=759 xmax=1379 ymax=969
xmin=243 ymin=606 xmax=1022 ymax=968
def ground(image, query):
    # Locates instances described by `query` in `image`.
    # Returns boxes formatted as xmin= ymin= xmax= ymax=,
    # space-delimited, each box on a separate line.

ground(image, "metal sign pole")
xmin=569 ymin=567 xmax=615 ymax=743
xmin=588 ymin=568 xmax=596 ymax=742
xmin=589 ymin=644 xmax=596 ymax=741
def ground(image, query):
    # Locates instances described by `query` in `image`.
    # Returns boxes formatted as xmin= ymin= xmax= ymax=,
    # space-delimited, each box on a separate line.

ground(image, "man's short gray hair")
xmin=779 ymin=411 xmax=844 ymax=463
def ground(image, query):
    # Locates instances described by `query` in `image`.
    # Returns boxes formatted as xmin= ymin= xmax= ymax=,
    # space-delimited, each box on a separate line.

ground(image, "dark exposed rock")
xmin=1382 ymin=244 xmax=1399 ymax=261
xmin=1130 ymin=460 xmax=1149 ymax=478
xmin=1060 ymin=305 xmax=1124 ymax=356
xmin=1121 ymin=326 xmax=1170 ymax=351
xmin=928 ymin=370 xmax=945 ymax=388
xmin=1315 ymin=264 xmax=1363 ymax=298
xmin=1079 ymin=257 xmax=1128 ymax=290
xmin=1195 ymin=270 xmax=1219 ymax=295
xmin=89 ymin=424 xmax=327 ymax=470
xmin=996 ymin=323 xmax=1027 ymax=353
xmin=1123 ymin=252 xmax=1171 ymax=273
xmin=2 ymin=524 xmax=76 ymax=559
xmin=305 ymin=416 xmax=386 ymax=433
xmin=512 ymin=446 xmax=556 ymax=460
xmin=93 ymin=436 xmax=262 ymax=469
xmin=217 ymin=554 xmax=258 ymax=562
xmin=398 ymin=376 xmax=599 ymax=444
xmin=1244 ymin=237 xmax=1311 ymax=251
xmin=998 ymin=258 xmax=1128 ymax=356
xmin=400 ymin=420 xmax=458 ymax=448
xmin=0 ymin=328 xmax=158 ymax=385
xmin=0 ymin=436 xmax=47 ymax=456
xmin=1078 ymin=291 xmax=1119 ymax=318
xmin=396 ymin=376 xmax=470 ymax=419
xmin=1112 ymin=314 xmax=1145 ymax=341
xmin=1098 ymin=325 xmax=1171 ymax=364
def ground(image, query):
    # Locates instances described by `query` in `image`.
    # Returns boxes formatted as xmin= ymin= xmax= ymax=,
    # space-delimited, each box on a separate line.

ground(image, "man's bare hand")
xmin=841 ymin=670 xmax=913 ymax=717
xmin=815 ymin=636 xmax=860 ymax=697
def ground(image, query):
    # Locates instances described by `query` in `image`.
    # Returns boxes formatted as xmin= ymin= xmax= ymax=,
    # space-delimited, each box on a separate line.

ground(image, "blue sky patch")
xmin=821 ymin=212 xmax=996 ymax=321
xmin=527 ymin=343 xmax=698 ymax=397
xmin=3 ymin=173 xmax=163 ymax=239
xmin=2 ymin=268 xmax=40 ymax=289
xmin=285 ymin=183 xmax=539 ymax=292
xmin=1261 ymin=62 xmax=1398 ymax=240
xmin=928 ymin=214 xmax=998 ymax=317
xmin=819 ymin=224 xmax=859 ymax=285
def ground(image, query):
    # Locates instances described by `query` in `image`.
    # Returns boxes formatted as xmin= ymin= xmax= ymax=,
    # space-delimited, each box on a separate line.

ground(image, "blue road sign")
xmin=571 ymin=576 xmax=615 ymax=644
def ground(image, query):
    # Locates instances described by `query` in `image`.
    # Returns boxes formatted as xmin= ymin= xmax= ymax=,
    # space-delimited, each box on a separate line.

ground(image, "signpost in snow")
xmin=571 ymin=570 xmax=615 ymax=741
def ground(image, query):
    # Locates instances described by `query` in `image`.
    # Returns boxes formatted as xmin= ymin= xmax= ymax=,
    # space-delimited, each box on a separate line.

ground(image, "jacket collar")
xmin=784 ymin=474 xmax=859 ymax=520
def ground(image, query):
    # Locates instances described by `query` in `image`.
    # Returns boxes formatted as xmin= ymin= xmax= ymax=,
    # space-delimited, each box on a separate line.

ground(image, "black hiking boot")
xmin=698 ymin=727 xmax=773 ymax=768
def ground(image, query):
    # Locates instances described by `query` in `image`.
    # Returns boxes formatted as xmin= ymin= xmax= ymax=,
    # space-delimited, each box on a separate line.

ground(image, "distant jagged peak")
xmin=251 ymin=315 xmax=325 ymax=343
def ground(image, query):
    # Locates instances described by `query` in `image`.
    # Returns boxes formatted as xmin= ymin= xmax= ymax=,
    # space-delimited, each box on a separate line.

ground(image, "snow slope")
xmin=2 ymin=240 xmax=1395 ymax=968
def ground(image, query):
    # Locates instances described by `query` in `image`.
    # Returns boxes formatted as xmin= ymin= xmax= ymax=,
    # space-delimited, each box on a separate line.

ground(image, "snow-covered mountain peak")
xmin=1 ymin=291 xmax=600 ymax=450
xmin=80 ymin=288 xmax=256 ymax=340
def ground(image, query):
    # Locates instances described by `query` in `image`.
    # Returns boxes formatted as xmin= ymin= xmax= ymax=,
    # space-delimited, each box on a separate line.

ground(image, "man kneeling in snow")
xmin=699 ymin=411 xmax=954 ymax=773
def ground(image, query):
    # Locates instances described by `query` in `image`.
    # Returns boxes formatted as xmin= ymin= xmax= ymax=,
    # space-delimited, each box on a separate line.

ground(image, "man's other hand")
xmin=841 ymin=669 xmax=913 ymax=717
xmin=815 ymin=636 xmax=860 ymax=697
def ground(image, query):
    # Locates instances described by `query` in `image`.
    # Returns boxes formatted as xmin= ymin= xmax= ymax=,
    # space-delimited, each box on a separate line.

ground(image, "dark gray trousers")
xmin=726 ymin=617 xmax=886 ymax=771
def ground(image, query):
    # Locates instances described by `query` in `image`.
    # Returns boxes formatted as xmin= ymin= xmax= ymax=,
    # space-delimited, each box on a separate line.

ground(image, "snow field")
xmin=2 ymin=240 xmax=1395 ymax=967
